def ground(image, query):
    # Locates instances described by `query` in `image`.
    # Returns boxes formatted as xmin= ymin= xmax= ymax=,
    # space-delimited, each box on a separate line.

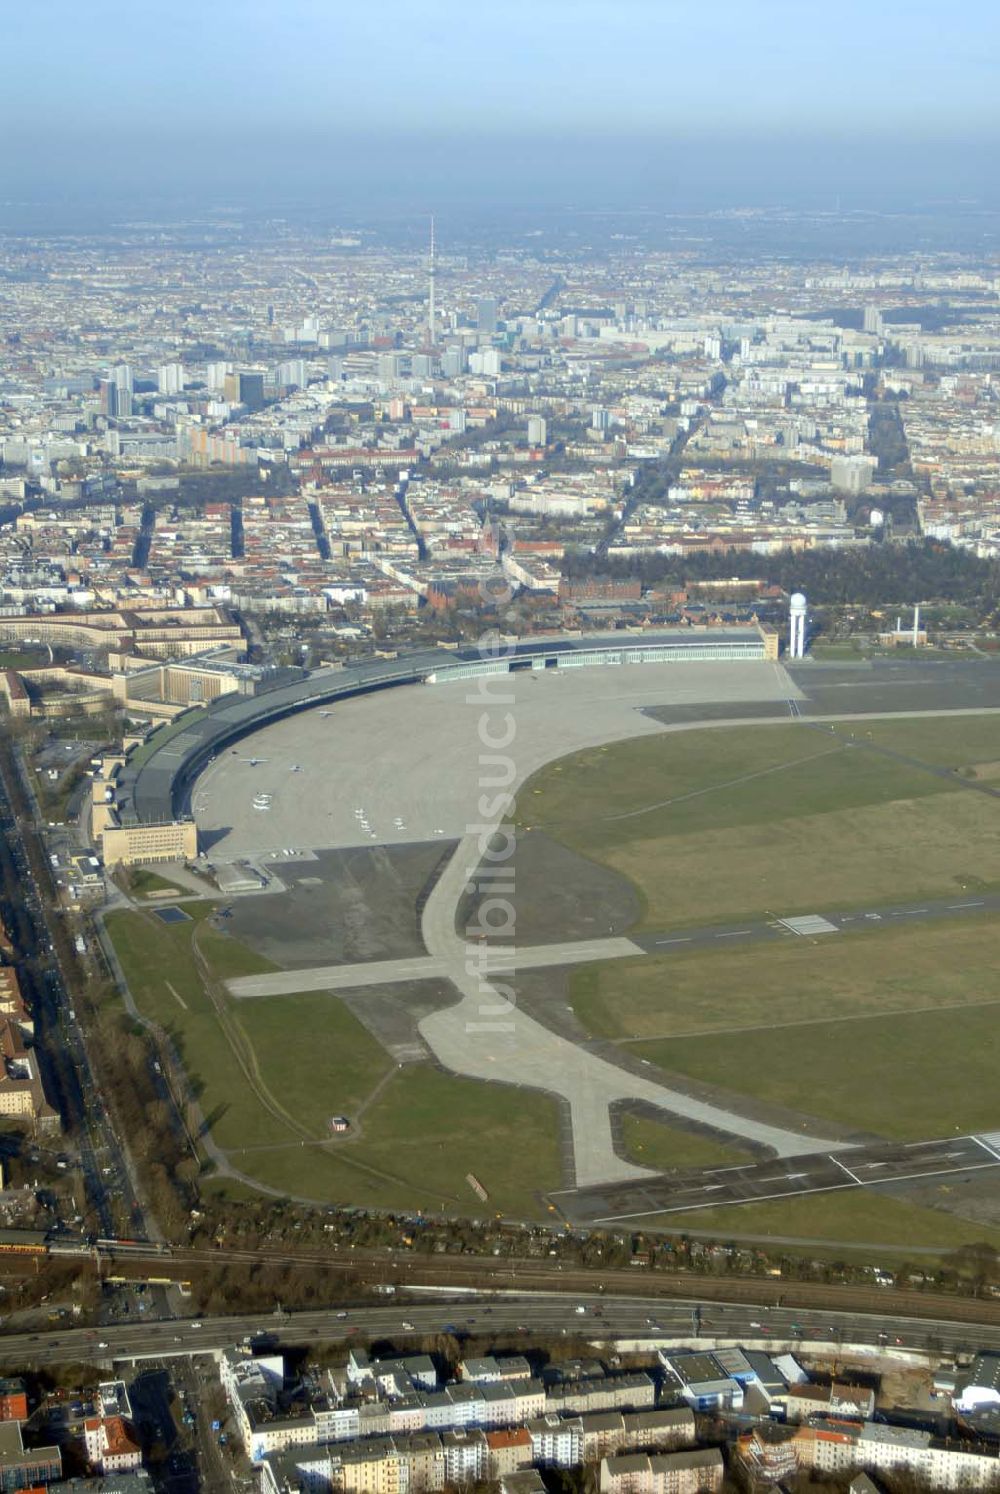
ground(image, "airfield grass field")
xmin=619 ymin=1113 xmax=752 ymax=1171
xmin=572 ymin=917 xmax=1000 ymax=1042
xmin=104 ymin=709 xmax=1000 ymax=1241
xmin=122 ymin=867 xmax=186 ymax=898
xmin=105 ymin=905 xmax=562 ymax=1214
xmin=518 ymin=716 xmax=1000 ymax=927
xmin=645 ymin=1190 xmax=1000 ymax=1255
xmin=523 ymin=711 xmax=1000 ymax=1243
xmin=631 ymin=1002 xmax=1000 ymax=1142
xmin=227 ymin=1067 xmax=563 ymax=1219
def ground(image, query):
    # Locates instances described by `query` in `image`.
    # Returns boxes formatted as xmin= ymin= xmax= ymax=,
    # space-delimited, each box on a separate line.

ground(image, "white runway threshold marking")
xmin=779 ymin=914 xmax=840 ymax=936
xmin=829 ymin=1154 xmax=865 ymax=1186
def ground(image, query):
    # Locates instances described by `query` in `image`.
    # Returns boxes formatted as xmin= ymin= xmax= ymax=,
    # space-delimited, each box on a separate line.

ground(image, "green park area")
xmin=105 ymin=904 xmax=561 ymax=1216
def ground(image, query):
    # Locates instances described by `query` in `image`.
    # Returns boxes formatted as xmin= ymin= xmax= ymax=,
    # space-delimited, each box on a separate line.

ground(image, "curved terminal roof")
xmin=117 ymin=627 xmax=766 ymax=825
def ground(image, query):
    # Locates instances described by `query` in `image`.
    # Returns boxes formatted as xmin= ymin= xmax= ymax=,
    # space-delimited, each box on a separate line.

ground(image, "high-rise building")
xmin=863 ymin=306 xmax=883 ymax=335
xmin=112 ymin=363 xmax=133 ymax=394
xmin=223 ymin=371 xmax=265 ymax=410
xmin=477 ymin=296 xmax=498 ymax=335
xmin=97 ymin=379 xmax=118 ymax=418
xmin=441 ymin=347 xmax=465 ymax=378
xmin=157 ymin=362 xmax=186 ymax=395
xmin=469 ymin=349 xmax=500 ymax=376
xmin=378 ymin=352 xmax=402 ymax=384
xmin=591 ymin=407 xmax=611 ymax=433
xmin=427 ymin=216 xmax=437 ymax=346
xmin=276 ymin=359 xmax=307 ymax=390
xmin=830 ymin=454 xmax=877 ymax=495
xmin=205 ymin=361 xmax=230 ymax=390
xmin=527 ymin=415 xmax=547 ymax=447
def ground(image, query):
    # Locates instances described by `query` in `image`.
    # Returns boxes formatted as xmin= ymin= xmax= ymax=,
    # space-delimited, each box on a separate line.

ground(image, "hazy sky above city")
xmin=5 ymin=0 xmax=999 ymax=213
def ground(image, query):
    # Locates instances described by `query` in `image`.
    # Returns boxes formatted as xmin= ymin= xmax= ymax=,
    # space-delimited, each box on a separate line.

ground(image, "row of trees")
xmin=562 ymin=539 xmax=1000 ymax=612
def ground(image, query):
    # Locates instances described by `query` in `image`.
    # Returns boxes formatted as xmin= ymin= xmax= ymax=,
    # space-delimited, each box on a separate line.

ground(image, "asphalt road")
xmin=556 ymin=1134 xmax=1000 ymax=1223
xmin=0 ymin=750 xmax=145 ymax=1239
xmin=0 ymin=1294 xmax=994 ymax=1367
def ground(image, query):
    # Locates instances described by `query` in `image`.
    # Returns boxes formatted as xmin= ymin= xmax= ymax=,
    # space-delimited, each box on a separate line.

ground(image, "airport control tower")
xmin=788 ymin=592 xmax=807 ymax=659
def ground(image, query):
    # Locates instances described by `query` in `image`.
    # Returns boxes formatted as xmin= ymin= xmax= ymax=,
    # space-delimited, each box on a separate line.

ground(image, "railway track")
xmin=84 ymin=1242 xmax=1000 ymax=1328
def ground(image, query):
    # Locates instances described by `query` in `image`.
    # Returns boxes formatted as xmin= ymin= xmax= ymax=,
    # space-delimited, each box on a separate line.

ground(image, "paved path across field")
xmin=414 ymin=830 xmax=845 ymax=1189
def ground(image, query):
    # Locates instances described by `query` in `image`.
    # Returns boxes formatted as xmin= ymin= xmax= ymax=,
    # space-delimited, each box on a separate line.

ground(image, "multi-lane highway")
xmin=0 ymin=1294 xmax=995 ymax=1368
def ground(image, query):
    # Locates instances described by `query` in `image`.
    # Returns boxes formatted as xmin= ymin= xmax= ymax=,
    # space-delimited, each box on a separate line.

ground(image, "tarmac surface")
xmin=226 ymin=936 xmax=646 ymax=996
xmin=193 ymin=660 xmax=802 ymax=860
xmin=555 ymin=1133 xmax=1000 ymax=1224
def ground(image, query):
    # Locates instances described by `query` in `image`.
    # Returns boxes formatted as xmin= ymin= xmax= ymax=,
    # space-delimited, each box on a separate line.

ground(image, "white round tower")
xmin=789 ymin=592 xmax=807 ymax=659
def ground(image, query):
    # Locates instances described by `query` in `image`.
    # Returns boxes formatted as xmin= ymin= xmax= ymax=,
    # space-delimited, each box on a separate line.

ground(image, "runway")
xmin=226 ymin=937 xmax=645 ymax=997
xmin=631 ymin=888 xmax=1000 ymax=955
xmin=554 ymin=1132 xmax=1000 ymax=1224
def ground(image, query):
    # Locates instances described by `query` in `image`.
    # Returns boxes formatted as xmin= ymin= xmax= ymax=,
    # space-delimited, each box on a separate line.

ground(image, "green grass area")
xmin=125 ymin=868 xmax=183 ymax=897
xmin=620 ymin=1113 xmax=751 ymax=1172
xmin=651 ymin=1190 xmax=1000 ymax=1253
xmin=197 ymin=1176 xmax=265 ymax=1206
xmin=572 ymin=918 xmax=1000 ymax=1042
xmin=633 ymin=1001 xmax=1000 ymax=1141
xmin=517 ymin=717 xmax=1000 ymax=927
xmin=806 ymin=642 xmax=873 ymax=660
xmin=852 ymin=715 xmax=1000 ymax=769
xmin=197 ymin=925 xmax=277 ymax=983
xmin=610 ymin=790 xmax=995 ymax=927
xmin=0 ymin=648 xmax=48 ymax=670
xmin=238 ymin=1065 xmax=563 ymax=1218
xmin=519 ymin=723 xmax=952 ymax=847
xmin=238 ymin=995 xmax=393 ymax=1138
xmin=105 ymin=908 xmax=563 ymax=1216
xmin=106 ymin=907 xmax=296 ymax=1152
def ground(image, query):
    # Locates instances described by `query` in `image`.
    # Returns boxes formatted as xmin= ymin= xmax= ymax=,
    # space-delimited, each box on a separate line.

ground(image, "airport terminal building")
xmin=104 ymin=624 xmax=777 ymax=858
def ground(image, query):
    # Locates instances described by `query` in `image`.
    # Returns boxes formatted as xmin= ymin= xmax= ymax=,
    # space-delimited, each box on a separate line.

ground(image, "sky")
xmin=4 ymin=0 xmax=999 ymax=212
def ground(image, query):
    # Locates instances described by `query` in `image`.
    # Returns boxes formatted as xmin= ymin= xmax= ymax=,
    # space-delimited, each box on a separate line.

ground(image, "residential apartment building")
xmin=599 ymin=1449 xmax=725 ymax=1494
